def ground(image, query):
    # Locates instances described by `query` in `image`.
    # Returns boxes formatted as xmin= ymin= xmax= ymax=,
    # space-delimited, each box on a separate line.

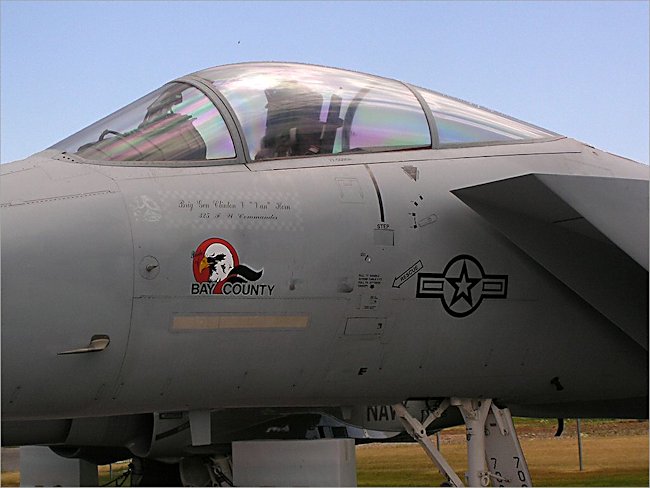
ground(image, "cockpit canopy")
xmin=52 ymin=62 xmax=555 ymax=164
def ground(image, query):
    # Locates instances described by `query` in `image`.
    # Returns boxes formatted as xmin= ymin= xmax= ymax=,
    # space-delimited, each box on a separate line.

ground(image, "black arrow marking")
xmin=393 ymin=260 xmax=424 ymax=288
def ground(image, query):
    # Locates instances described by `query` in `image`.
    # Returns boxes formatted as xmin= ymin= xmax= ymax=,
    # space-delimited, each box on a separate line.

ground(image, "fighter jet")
xmin=1 ymin=62 xmax=647 ymax=487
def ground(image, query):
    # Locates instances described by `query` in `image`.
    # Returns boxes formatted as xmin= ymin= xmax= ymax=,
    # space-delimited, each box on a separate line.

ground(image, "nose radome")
xmin=1 ymin=156 xmax=135 ymax=419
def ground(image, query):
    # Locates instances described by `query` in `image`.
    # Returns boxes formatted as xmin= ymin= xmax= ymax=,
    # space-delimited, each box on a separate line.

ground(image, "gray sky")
xmin=1 ymin=0 xmax=648 ymax=164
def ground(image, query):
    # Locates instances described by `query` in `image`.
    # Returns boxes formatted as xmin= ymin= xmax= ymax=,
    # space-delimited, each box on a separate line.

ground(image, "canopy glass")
xmin=52 ymin=63 xmax=555 ymax=163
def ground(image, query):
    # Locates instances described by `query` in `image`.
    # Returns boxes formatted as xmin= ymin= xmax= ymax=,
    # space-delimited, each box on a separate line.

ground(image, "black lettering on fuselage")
xmin=191 ymin=282 xmax=217 ymax=294
xmin=367 ymin=405 xmax=379 ymax=422
xmin=220 ymin=282 xmax=275 ymax=296
xmin=366 ymin=405 xmax=396 ymax=422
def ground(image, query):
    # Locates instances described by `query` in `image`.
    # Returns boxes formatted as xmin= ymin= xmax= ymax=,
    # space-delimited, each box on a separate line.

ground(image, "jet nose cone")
xmin=1 ymin=157 xmax=134 ymax=418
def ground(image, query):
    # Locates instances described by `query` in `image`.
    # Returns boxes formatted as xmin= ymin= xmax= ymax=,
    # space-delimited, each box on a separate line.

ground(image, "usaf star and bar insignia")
xmin=416 ymin=255 xmax=508 ymax=318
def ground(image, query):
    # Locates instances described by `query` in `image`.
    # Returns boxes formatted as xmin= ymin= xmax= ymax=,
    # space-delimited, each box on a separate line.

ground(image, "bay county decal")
xmin=416 ymin=255 xmax=507 ymax=317
xmin=191 ymin=237 xmax=273 ymax=296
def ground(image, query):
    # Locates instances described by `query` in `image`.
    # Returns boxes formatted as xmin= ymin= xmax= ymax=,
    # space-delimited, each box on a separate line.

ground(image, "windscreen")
xmin=52 ymin=83 xmax=236 ymax=161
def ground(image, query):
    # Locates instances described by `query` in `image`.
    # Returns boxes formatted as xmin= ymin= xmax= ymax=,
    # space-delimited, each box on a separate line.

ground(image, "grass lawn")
xmin=356 ymin=419 xmax=648 ymax=487
xmin=356 ymin=436 xmax=648 ymax=486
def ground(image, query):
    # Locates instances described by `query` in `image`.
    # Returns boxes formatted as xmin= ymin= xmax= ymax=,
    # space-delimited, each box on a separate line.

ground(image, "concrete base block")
xmin=233 ymin=438 xmax=357 ymax=487
xmin=19 ymin=446 xmax=97 ymax=487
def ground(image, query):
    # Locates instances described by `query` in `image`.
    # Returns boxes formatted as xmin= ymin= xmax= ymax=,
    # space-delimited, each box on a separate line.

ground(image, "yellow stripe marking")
xmin=172 ymin=315 xmax=309 ymax=330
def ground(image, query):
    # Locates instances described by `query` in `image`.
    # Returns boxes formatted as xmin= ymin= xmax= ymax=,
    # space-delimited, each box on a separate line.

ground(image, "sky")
xmin=1 ymin=1 xmax=648 ymax=164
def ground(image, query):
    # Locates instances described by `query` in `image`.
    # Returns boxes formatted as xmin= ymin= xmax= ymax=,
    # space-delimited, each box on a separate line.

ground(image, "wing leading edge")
xmin=452 ymin=174 xmax=648 ymax=350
